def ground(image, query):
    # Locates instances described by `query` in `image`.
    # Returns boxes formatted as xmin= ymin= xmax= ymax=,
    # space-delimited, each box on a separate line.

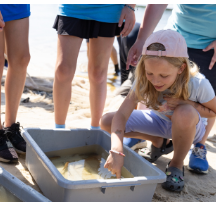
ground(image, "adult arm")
xmin=126 ymin=4 xmax=168 ymax=69
xmin=203 ymin=40 xmax=216 ymax=70
xmin=119 ymin=4 xmax=136 ymax=37
xmin=104 ymin=91 xmax=137 ymax=178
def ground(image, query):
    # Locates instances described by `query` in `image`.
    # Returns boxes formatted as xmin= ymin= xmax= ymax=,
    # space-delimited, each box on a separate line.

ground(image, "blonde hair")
xmin=132 ymin=43 xmax=199 ymax=110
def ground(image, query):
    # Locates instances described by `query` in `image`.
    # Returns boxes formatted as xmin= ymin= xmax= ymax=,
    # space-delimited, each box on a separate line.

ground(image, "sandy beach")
xmin=1 ymin=65 xmax=216 ymax=201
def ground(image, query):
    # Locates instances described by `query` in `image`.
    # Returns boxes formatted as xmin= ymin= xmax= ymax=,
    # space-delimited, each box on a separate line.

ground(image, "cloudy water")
xmin=46 ymin=145 xmax=134 ymax=180
xmin=0 ymin=186 xmax=22 ymax=202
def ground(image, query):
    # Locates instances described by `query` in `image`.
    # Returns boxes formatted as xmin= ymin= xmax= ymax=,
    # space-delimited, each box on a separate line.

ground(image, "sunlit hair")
xmin=131 ymin=43 xmax=199 ymax=110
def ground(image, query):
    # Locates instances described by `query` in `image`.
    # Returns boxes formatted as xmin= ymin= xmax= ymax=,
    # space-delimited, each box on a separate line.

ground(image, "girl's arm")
xmin=164 ymin=97 xmax=216 ymax=118
xmin=104 ymin=91 xmax=137 ymax=178
xmin=189 ymin=97 xmax=216 ymax=118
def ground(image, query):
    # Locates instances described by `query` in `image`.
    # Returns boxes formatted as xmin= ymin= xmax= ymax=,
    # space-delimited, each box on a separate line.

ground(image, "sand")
xmin=0 ymin=68 xmax=216 ymax=202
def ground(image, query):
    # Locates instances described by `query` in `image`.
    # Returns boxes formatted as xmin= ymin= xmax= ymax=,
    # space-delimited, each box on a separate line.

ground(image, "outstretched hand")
xmin=119 ymin=5 xmax=135 ymax=38
xmin=203 ymin=40 xmax=216 ymax=70
xmin=0 ymin=11 xmax=5 ymax=32
xmin=104 ymin=152 xmax=124 ymax=179
xmin=126 ymin=40 xmax=144 ymax=70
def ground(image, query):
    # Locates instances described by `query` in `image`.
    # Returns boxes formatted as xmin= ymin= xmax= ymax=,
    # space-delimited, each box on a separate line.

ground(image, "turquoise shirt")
xmin=58 ymin=4 xmax=124 ymax=23
xmin=0 ymin=4 xmax=30 ymax=22
xmin=165 ymin=4 xmax=216 ymax=49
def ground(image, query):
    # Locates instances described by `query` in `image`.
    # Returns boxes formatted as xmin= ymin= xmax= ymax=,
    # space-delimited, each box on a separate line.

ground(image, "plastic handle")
xmin=101 ymin=183 xmax=141 ymax=194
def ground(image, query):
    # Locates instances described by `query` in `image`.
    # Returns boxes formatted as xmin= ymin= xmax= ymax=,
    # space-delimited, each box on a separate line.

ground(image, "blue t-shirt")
xmin=165 ymin=4 xmax=216 ymax=49
xmin=58 ymin=4 xmax=124 ymax=23
xmin=0 ymin=4 xmax=30 ymax=22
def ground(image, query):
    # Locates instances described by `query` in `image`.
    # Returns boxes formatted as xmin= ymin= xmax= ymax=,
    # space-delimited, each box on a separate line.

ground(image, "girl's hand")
xmin=119 ymin=5 xmax=136 ymax=38
xmin=0 ymin=11 xmax=5 ymax=32
xmin=104 ymin=152 xmax=124 ymax=179
xmin=163 ymin=96 xmax=186 ymax=110
xmin=203 ymin=40 xmax=216 ymax=70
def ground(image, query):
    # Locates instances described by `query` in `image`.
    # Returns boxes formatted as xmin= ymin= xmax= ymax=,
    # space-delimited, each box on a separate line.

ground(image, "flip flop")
xmin=162 ymin=164 xmax=184 ymax=192
xmin=138 ymin=138 xmax=173 ymax=162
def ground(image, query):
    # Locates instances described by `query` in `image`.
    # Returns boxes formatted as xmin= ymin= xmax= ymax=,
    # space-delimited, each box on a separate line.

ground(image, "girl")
xmin=100 ymin=30 xmax=216 ymax=192
xmin=53 ymin=4 xmax=135 ymax=129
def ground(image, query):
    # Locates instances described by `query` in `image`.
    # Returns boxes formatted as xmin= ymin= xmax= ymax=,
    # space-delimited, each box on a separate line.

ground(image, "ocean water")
xmin=28 ymin=5 xmax=172 ymax=79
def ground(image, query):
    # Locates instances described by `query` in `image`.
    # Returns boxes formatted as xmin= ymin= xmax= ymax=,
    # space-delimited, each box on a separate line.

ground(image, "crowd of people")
xmin=0 ymin=4 xmax=216 ymax=193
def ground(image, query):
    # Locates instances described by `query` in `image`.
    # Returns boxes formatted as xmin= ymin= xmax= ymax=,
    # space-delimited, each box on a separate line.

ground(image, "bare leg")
xmin=88 ymin=37 xmax=115 ymax=127
xmin=101 ymin=104 xmax=199 ymax=170
xmin=0 ymin=31 xmax=5 ymax=129
xmin=199 ymin=117 xmax=215 ymax=144
xmin=4 ymin=18 xmax=30 ymax=127
xmin=110 ymin=46 xmax=118 ymax=65
xmin=54 ymin=35 xmax=83 ymax=125
xmin=170 ymin=105 xmax=199 ymax=169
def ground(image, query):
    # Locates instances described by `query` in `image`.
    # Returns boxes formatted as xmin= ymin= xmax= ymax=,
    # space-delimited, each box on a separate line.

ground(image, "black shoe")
xmin=4 ymin=123 xmax=26 ymax=154
xmin=0 ymin=129 xmax=18 ymax=163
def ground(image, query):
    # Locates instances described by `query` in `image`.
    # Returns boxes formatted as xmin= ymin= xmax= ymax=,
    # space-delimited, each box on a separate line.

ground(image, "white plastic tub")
xmin=22 ymin=128 xmax=166 ymax=202
xmin=0 ymin=166 xmax=51 ymax=202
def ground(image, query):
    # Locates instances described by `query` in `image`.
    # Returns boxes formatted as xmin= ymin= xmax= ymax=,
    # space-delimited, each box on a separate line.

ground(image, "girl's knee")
xmin=55 ymin=62 xmax=74 ymax=83
xmin=8 ymin=53 xmax=30 ymax=69
xmin=100 ymin=112 xmax=114 ymax=132
xmin=172 ymin=104 xmax=198 ymax=128
xmin=88 ymin=68 xmax=107 ymax=84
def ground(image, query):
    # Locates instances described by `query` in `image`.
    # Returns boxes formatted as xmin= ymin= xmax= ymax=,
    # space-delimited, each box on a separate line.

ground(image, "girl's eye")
xmin=161 ymin=75 xmax=168 ymax=78
xmin=146 ymin=73 xmax=153 ymax=76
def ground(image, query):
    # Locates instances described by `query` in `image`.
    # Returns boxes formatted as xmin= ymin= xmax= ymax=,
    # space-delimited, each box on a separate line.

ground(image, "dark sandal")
xmin=138 ymin=138 xmax=173 ymax=162
xmin=162 ymin=164 xmax=184 ymax=192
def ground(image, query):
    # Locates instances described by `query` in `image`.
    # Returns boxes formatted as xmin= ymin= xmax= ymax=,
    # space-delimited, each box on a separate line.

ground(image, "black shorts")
xmin=53 ymin=15 xmax=123 ymax=39
xmin=188 ymin=48 xmax=216 ymax=93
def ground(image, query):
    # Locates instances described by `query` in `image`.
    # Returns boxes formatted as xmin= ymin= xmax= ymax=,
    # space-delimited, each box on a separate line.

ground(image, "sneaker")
xmin=0 ymin=129 xmax=18 ymax=163
xmin=123 ymin=137 xmax=147 ymax=150
xmin=4 ymin=123 xmax=26 ymax=154
xmin=187 ymin=143 xmax=208 ymax=174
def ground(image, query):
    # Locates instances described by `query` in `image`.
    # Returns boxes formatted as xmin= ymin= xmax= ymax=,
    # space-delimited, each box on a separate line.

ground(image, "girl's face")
xmin=145 ymin=57 xmax=185 ymax=92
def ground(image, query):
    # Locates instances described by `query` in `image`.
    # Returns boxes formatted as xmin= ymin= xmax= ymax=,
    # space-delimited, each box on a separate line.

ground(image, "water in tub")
xmin=0 ymin=185 xmax=22 ymax=202
xmin=47 ymin=145 xmax=134 ymax=180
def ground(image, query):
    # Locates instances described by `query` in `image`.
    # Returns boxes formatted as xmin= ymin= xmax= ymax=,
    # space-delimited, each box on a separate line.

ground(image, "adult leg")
xmin=54 ymin=35 xmax=83 ymax=125
xmin=4 ymin=17 xmax=30 ymax=127
xmin=88 ymin=37 xmax=115 ymax=127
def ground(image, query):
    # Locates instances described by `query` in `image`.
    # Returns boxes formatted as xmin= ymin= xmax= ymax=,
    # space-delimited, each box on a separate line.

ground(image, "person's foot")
xmin=0 ymin=129 xmax=18 ymax=163
xmin=187 ymin=143 xmax=208 ymax=174
xmin=4 ymin=123 xmax=26 ymax=154
xmin=123 ymin=137 xmax=147 ymax=150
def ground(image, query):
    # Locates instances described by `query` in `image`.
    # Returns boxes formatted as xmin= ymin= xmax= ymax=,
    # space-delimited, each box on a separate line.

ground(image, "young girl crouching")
xmin=100 ymin=30 xmax=216 ymax=192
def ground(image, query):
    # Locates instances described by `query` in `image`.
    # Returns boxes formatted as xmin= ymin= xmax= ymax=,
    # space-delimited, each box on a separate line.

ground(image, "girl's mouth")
xmin=154 ymin=85 xmax=165 ymax=90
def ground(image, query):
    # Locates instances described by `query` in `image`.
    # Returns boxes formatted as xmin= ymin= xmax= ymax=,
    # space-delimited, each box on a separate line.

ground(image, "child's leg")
xmin=53 ymin=35 xmax=83 ymax=125
xmin=0 ymin=30 xmax=5 ymax=129
xmin=200 ymin=117 xmax=215 ymax=144
xmin=170 ymin=104 xmax=199 ymax=170
xmin=101 ymin=110 xmax=170 ymax=148
xmin=4 ymin=18 xmax=30 ymax=127
xmin=88 ymin=37 xmax=115 ymax=127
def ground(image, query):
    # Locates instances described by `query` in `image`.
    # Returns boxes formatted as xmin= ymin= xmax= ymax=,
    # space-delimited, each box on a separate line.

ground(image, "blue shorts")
xmin=125 ymin=110 xmax=206 ymax=144
xmin=0 ymin=4 xmax=30 ymax=22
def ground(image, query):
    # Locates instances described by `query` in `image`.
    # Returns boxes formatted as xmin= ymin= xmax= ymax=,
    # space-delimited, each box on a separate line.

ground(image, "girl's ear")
xmin=178 ymin=63 xmax=186 ymax=74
